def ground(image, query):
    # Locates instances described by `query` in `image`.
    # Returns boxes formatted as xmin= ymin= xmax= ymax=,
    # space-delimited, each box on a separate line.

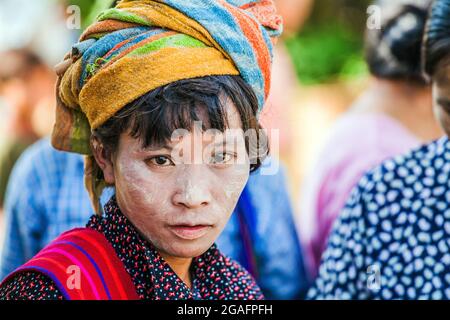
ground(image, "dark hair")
xmin=423 ymin=0 xmax=450 ymax=78
xmin=365 ymin=0 xmax=432 ymax=84
xmin=92 ymin=75 xmax=268 ymax=175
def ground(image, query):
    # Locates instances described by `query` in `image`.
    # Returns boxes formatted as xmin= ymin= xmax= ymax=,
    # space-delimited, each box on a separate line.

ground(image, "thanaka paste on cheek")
xmin=115 ymin=158 xmax=157 ymax=214
xmin=114 ymin=154 xmax=176 ymax=252
xmin=224 ymin=173 xmax=248 ymax=199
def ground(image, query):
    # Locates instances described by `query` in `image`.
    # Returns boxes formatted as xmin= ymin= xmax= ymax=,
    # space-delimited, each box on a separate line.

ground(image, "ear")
xmin=91 ymin=137 xmax=115 ymax=185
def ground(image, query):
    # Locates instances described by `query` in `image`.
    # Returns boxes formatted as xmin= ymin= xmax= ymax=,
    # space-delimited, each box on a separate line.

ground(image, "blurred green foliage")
xmin=285 ymin=24 xmax=367 ymax=85
xmin=286 ymin=0 xmax=371 ymax=85
xmin=63 ymin=0 xmax=116 ymax=29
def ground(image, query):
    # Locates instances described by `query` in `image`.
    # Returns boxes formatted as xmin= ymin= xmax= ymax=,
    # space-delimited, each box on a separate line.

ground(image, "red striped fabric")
xmin=1 ymin=228 xmax=139 ymax=300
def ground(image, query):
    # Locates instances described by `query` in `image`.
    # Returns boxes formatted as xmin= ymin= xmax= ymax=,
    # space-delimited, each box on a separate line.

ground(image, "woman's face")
xmin=432 ymin=62 xmax=450 ymax=136
xmin=106 ymin=102 xmax=250 ymax=258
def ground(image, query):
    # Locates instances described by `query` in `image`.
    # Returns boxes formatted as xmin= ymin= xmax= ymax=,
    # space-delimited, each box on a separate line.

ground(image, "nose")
xmin=172 ymin=166 xmax=212 ymax=209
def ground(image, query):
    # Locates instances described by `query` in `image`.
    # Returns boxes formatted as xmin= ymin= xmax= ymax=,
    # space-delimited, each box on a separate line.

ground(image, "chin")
xmin=166 ymin=240 xmax=214 ymax=258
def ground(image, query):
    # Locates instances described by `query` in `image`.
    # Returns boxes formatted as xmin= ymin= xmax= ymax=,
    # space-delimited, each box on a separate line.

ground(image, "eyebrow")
xmin=140 ymin=145 xmax=173 ymax=152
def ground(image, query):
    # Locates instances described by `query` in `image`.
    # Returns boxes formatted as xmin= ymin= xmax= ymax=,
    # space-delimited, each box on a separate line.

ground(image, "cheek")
xmin=215 ymin=166 xmax=249 ymax=214
xmin=114 ymin=160 xmax=164 ymax=215
xmin=113 ymin=160 xmax=179 ymax=246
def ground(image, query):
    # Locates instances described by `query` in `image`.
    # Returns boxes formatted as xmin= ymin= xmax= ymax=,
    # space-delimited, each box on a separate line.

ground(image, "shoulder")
xmin=310 ymin=138 xmax=450 ymax=299
xmin=247 ymin=156 xmax=287 ymax=190
xmin=355 ymin=137 xmax=449 ymax=209
xmin=332 ymin=137 xmax=449 ymax=255
xmin=0 ymin=271 xmax=64 ymax=300
xmin=2 ymin=227 xmax=138 ymax=300
xmin=198 ymin=245 xmax=264 ymax=299
xmin=8 ymin=138 xmax=83 ymax=184
xmin=220 ymin=254 xmax=265 ymax=300
xmin=6 ymin=138 xmax=85 ymax=202
xmin=246 ymin=157 xmax=292 ymax=215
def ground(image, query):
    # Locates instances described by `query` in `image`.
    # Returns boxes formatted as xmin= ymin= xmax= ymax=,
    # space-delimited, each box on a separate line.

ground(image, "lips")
xmin=169 ymin=224 xmax=212 ymax=240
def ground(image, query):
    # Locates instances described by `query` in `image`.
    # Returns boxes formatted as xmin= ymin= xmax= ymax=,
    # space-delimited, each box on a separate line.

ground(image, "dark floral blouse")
xmin=0 ymin=197 xmax=264 ymax=300
xmin=308 ymin=137 xmax=450 ymax=300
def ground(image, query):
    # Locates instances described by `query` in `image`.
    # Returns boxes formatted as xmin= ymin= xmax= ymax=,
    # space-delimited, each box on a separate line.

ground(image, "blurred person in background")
xmin=0 ymin=0 xmax=74 ymax=211
xmin=308 ymin=0 xmax=450 ymax=299
xmin=298 ymin=0 xmax=443 ymax=279
xmin=0 ymin=50 xmax=55 ymax=209
xmin=0 ymin=0 xmax=310 ymax=299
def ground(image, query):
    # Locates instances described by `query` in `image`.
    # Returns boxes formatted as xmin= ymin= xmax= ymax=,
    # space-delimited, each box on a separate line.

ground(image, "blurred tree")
xmin=286 ymin=0 xmax=371 ymax=85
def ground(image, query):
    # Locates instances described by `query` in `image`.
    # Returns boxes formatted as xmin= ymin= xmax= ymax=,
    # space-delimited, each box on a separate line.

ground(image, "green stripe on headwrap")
xmin=97 ymin=8 xmax=151 ymax=26
xmin=128 ymin=34 xmax=207 ymax=57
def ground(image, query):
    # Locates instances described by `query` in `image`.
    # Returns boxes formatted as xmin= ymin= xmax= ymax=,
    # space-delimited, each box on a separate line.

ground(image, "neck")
xmin=110 ymin=200 xmax=195 ymax=289
xmin=351 ymin=77 xmax=443 ymax=142
xmin=159 ymin=252 xmax=193 ymax=289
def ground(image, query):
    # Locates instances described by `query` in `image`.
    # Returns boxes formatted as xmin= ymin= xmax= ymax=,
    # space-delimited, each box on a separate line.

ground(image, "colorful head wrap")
xmin=51 ymin=0 xmax=283 ymax=213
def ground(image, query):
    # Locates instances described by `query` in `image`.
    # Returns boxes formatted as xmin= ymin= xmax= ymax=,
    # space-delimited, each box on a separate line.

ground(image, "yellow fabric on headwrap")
xmin=51 ymin=0 xmax=283 ymax=213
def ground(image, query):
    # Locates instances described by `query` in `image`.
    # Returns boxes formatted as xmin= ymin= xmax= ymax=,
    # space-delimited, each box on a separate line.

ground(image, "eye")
xmin=146 ymin=155 xmax=174 ymax=167
xmin=210 ymin=152 xmax=235 ymax=165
